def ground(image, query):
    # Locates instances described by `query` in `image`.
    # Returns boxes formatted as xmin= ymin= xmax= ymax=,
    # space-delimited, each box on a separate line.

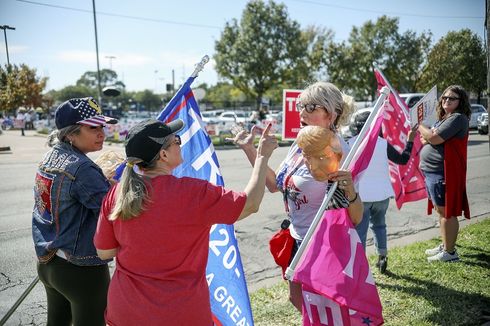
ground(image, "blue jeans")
xmin=422 ymin=170 xmax=445 ymax=207
xmin=355 ymin=198 xmax=389 ymax=256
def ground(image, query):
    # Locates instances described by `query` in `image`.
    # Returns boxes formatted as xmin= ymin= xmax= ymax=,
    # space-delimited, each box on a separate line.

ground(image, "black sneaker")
xmin=376 ymin=255 xmax=388 ymax=274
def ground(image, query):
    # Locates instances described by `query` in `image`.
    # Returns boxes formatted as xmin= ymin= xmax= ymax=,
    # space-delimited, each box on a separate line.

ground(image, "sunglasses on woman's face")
xmin=295 ymin=103 xmax=324 ymax=113
xmin=173 ymin=135 xmax=181 ymax=145
xmin=441 ymin=96 xmax=460 ymax=103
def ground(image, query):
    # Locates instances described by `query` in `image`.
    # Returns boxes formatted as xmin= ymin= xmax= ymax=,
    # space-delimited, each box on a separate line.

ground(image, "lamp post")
xmin=0 ymin=25 xmax=15 ymax=66
xmin=91 ymin=0 xmax=102 ymax=106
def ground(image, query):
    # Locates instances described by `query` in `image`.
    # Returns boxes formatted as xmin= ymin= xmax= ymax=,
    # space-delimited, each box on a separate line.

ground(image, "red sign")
xmin=282 ymin=89 xmax=302 ymax=140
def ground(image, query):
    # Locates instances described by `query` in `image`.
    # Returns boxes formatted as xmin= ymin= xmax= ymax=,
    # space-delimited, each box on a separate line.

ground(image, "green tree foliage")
xmin=326 ymin=16 xmax=431 ymax=99
xmin=214 ymin=0 xmax=313 ymax=108
xmin=0 ymin=64 xmax=47 ymax=114
xmin=417 ymin=29 xmax=487 ymax=101
xmin=132 ymin=89 xmax=163 ymax=112
xmin=205 ymin=82 xmax=247 ymax=108
xmin=76 ymin=69 xmax=126 ymax=91
xmin=53 ymin=85 xmax=95 ymax=102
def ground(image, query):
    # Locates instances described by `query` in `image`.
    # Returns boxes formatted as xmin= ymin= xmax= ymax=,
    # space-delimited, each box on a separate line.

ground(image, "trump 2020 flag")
xmin=157 ymin=76 xmax=254 ymax=326
xmin=374 ymin=68 xmax=427 ymax=209
xmin=292 ymin=97 xmax=385 ymax=326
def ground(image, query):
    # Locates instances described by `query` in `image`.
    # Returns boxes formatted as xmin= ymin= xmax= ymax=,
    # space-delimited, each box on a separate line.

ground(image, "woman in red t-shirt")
xmin=94 ymin=119 xmax=277 ymax=325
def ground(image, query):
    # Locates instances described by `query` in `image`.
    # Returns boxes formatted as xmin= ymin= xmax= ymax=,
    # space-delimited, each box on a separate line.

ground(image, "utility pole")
xmin=172 ymin=69 xmax=175 ymax=93
xmin=92 ymin=0 xmax=102 ymax=107
xmin=0 ymin=25 xmax=15 ymax=66
xmin=487 ymin=0 xmax=489 ymax=151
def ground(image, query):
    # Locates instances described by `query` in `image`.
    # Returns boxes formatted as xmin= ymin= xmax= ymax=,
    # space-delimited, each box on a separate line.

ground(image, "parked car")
xmin=201 ymin=110 xmax=224 ymax=124
xmin=470 ymin=104 xmax=487 ymax=129
xmin=340 ymin=107 xmax=373 ymax=140
xmin=217 ymin=111 xmax=252 ymax=124
xmin=477 ymin=112 xmax=488 ymax=135
xmin=399 ymin=93 xmax=425 ymax=109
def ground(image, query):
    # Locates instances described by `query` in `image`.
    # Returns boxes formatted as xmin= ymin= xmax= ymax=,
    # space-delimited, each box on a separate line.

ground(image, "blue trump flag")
xmin=157 ymin=76 xmax=254 ymax=326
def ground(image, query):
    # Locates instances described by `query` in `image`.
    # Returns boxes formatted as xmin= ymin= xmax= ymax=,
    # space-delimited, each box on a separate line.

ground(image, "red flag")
xmin=374 ymin=68 xmax=427 ymax=208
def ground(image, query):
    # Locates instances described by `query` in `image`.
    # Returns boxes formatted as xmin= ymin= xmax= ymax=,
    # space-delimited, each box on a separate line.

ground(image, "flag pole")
xmin=191 ymin=55 xmax=210 ymax=78
xmin=373 ymin=64 xmax=410 ymax=121
xmin=158 ymin=55 xmax=209 ymax=121
xmin=284 ymin=86 xmax=390 ymax=281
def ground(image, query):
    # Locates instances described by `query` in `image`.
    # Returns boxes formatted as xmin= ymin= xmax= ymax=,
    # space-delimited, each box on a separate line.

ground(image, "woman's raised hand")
xmin=227 ymin=124 xmax=258 ymax=149
xmin=256 ymin=123 xmax=278 ymax=158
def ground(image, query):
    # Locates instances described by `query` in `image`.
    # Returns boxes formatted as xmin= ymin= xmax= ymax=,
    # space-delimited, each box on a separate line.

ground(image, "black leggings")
xmin=37 ymin=256 xmax=110 ymax=326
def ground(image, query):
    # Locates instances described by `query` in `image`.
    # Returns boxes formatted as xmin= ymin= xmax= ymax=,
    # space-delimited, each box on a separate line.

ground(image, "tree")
xmin=326 ymin=16 xmax=431 ymax=99
xmin=133 ymin=90 xmax=162 ymax=112
xmin=0 ymin=64 xmax=48 ymax=114
xmin=53 ymin=85 xmax=95 ymax=102
xmin=76 ymin=69 xmax=126 ymax=91
xmin=214 ymin=0 xmax=308 ymax=108
xmin=205 ymin=82 xmax=248 ymax=108
xmin=417 ymin=29 xmax=487 ymax=102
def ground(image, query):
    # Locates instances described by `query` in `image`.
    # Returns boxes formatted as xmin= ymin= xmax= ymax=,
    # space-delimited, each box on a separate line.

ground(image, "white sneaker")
xmin=425 ymin=244 xmax=444 ymax=256
xmin=427 ymin=250 xmax=460 ymax=262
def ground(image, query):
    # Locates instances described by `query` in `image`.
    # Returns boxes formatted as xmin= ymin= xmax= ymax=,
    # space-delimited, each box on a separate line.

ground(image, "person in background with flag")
xmin=94 ymin=119 xmax=278 ymax=326
xmin=230 ymin=81 xmax=363 ymax=311
xmin=418 ymin=85 xmax=471 ymax=262
xmin=348 ymin=110 xmax=417 ymax=273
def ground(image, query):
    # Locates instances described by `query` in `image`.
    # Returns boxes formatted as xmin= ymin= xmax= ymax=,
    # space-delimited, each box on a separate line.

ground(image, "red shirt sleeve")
xmin=94 ymin=185 xmax=119 ymax=250
xmin=189 ymin=178 xmax=247 ymax=226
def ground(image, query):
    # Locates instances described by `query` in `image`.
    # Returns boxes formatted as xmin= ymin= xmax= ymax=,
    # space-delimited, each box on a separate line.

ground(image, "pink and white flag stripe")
xmin=374 ymin=68 xmax=427 ymax=209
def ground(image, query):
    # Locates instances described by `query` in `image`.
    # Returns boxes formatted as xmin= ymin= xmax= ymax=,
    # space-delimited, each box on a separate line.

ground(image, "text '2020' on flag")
xmin=374 ymin=67 xmax=427 ymax=209
xmin=292 ymin=91 xmax=388 ymax=326
xmin=157 ymin=75 xmax=254 ymax=326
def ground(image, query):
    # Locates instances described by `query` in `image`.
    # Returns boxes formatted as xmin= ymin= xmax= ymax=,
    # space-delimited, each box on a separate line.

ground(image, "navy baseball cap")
xmin=125 ymin=119 xmax=185 ymax=163
xmin=55 ymin=97 xmax=117 ymax=129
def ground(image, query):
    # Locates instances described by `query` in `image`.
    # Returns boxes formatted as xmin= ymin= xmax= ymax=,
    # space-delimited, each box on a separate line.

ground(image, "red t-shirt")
xmin=94 ymin=175 xmax=247 ymax=326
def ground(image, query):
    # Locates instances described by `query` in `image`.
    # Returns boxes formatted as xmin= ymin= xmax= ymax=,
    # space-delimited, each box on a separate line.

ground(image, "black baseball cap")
xmin=125 ymin=119 xmax=185 ymax=163
xmin=55 ymin=97 xmax=117 ymax=129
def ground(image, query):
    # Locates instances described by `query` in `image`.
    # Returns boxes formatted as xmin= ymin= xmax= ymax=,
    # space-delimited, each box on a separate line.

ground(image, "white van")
xmin=399 ymin=93 xmax=425 ymax=109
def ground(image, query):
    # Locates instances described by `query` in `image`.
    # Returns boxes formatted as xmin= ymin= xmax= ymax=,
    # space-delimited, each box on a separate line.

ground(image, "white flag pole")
xmin=284 ymin=86 xmax=390 ymax=281
xmin=373 ymin=64 xmax=410 ymax=121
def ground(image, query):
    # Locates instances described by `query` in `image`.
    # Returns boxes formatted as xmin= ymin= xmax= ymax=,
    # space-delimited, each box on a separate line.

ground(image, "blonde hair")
xmin=109 ymin=135 xmax=174 ymax=221
xmin=298 ymin=81 xmax=355 ymax=128
xmin=46 ymin=125 xmax=82 ymax=147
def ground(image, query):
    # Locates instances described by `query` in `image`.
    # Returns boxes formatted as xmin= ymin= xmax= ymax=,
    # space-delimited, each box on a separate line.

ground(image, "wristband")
xmin=347 ymin=192 xmax=358 ymax=203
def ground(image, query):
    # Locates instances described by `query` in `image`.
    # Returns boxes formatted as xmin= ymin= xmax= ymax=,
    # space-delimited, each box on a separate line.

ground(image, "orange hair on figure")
xmin=297 ymin=126 xmax=342 ymax=181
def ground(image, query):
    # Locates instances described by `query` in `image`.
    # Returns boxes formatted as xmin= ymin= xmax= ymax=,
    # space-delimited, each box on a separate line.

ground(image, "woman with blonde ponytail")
xmin=94 ymin=119 xmax=278 ymax=325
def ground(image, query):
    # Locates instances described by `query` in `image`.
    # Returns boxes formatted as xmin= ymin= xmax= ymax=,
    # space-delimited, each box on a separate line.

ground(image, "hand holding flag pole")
xmin=284 ymin=86 xmax=390 ymax=281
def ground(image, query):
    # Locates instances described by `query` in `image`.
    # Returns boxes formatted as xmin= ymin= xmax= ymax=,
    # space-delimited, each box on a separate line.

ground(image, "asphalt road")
xmin=0 ymin=129 xmax=488 ymax=325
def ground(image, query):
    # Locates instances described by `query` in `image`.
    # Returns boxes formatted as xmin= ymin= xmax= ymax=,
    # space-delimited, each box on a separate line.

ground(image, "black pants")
xmin=37 ymin=256 xmax=110 ymax=326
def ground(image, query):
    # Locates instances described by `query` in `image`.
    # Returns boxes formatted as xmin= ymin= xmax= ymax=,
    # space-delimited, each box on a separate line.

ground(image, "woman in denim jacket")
xmin=32 ymin=97 xmax=117 ymax=325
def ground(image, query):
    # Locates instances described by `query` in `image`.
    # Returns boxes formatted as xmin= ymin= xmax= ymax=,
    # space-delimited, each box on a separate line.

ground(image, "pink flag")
xmin=293 ymin=209 xmax=384 ymax=326
xmin=347 ymin=105 xmax=385 ymax=181
xmin=374 ymin=68 xmax=427 ymax=209
xmin=293 ymin=101 xmax=386 ymax=325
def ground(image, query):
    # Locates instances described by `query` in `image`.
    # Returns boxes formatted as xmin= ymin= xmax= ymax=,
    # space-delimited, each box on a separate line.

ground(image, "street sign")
xmin=282 ymin=89 xmax=302 ymax=140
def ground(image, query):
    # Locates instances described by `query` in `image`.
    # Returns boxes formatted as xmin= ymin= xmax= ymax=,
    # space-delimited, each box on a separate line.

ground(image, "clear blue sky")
xmin=0 ymin=0 xmax=485 ymax=92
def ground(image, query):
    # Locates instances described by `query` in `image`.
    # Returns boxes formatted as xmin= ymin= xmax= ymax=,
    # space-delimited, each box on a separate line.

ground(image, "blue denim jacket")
xmin=32 ymin=142 xmax=111 ymax=266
